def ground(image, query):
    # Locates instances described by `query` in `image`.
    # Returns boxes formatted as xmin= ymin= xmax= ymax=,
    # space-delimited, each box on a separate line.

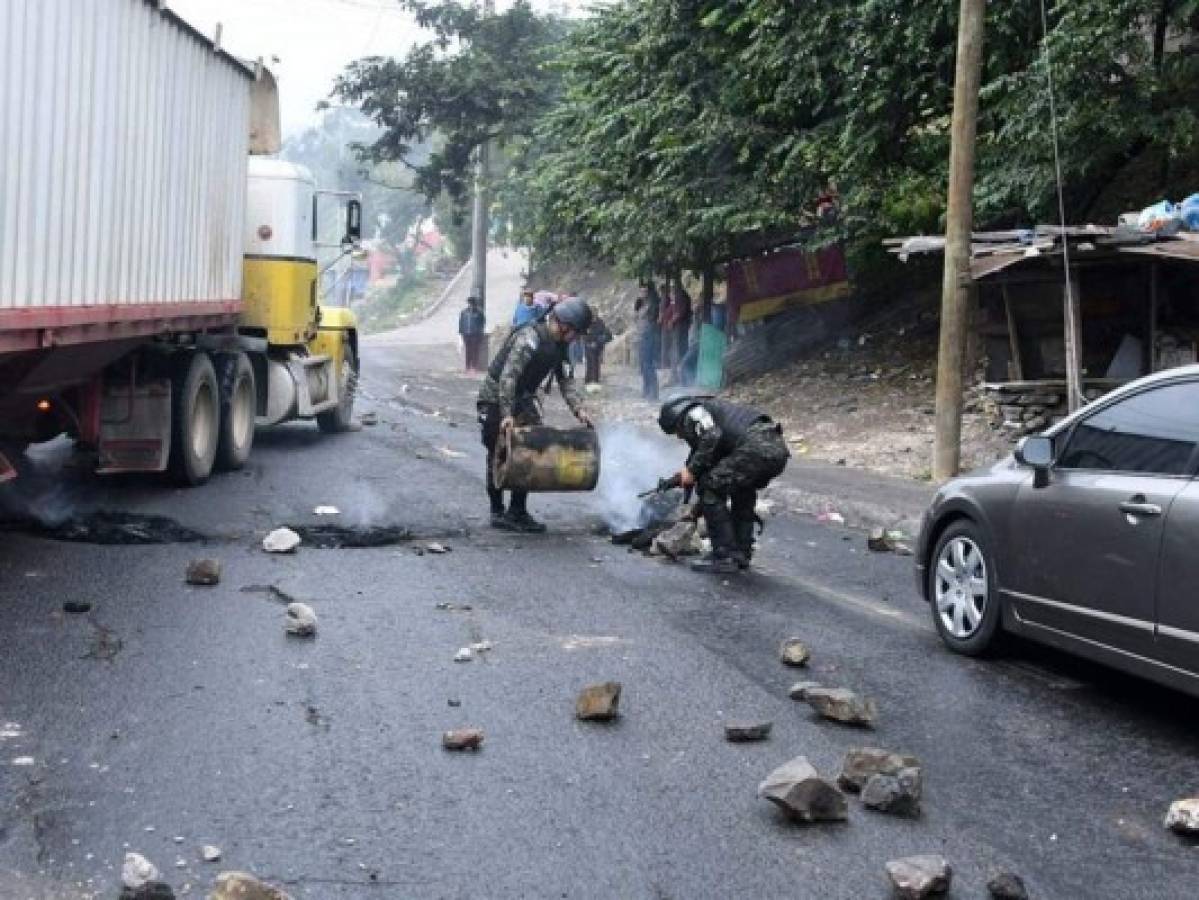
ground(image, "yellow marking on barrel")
xmin=555 ymin=450 xmax=592 ymax=488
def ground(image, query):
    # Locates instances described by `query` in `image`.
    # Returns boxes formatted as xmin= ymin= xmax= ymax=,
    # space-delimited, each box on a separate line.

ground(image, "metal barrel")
xmin=494 ymin=426 xmax=601 ymax=492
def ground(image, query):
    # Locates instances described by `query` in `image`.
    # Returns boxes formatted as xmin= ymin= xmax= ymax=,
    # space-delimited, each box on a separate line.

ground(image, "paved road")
xmin=3 ymin=297 xmax=1199 ymax=898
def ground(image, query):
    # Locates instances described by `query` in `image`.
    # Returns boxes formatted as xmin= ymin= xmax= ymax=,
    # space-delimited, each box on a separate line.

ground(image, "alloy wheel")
xmin=934 ymin=536 xmax=988 ymax=639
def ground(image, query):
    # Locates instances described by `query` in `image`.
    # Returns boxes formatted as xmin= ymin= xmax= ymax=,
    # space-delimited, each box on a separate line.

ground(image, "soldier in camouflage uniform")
xmin=478 ymin=298 xmax=596 ymax=533
xmin=658 ymin=394 xmax=790 ymax=574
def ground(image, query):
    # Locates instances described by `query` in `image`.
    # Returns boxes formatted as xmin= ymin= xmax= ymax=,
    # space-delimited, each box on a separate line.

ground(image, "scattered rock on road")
xmin=652 ymin=521 xmax=702 ymax=558
xmin=122 ymin=852 xmax=160 ymax=889
xmin=862 ymin=766 xmax=923 ymax=817
xmin=201 ymin=845 xmax=222 ymax=863
xmin=805 ymin=687 xmax=877 ymax=727
xmin=442 ymin=728 xmax=485 ymax=751
xmin=724 ymin=721 xmax=773 ymax=743
xmin=185 ymin=559 xmax=221 ymax=586
xmin=284 ymin=602 xmax=317 ymax=638
xmin=426 ymin=542 xmax=451 ymax=554
xmin=788 ymin=681 xmax=823 ymax=701
xmin=838 ymin=747 xmax=921 ymax=792
xmin=1164 ymin=797 xmax=1199 ymax=834
xmin=987 ymin=870 xmax=1029 ymax=900
xmin=779 ymin=638 xmax=811 ymax=667
xmin=119 ymin=883 xmax=176 ymax=900
xmin=757 ymin=756 xmax=848 ymax=823
xmin=576 ymin=682 xmax=622 ymax=721
xmin=63 ymin=601 xmax=92 ymax=614
xmin=885 ymin=854 xmax=952 ymax=899
xmin=210 ymin=871 xmax=293 ymax=900
xmin=262 ymin=528 xmax=301 ymax=554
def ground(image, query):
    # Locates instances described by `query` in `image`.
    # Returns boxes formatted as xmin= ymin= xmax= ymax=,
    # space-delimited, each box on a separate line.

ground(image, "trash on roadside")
xmin=284 ymin=602 xmax=317 ymax=638
xmin=885 ymin=854 xmax=952 ymax=899
xmin=817 ymin=510 xmax=846 ymax=525
xmin=757 ymin=756 xmax=847 ymax=823
xmin=442 ymin=728 xmax=485 ymax=751
xmin=262 ymin=527 xmax=301 ymax=554
xmin=868 ymin=528 xmax=910 ymax=553
xmin=313 ymin=506 xmax=340 ymax=516
xmin=575 ymin=682 xmax=622 ymax=721
xmin=185 ymin=559 xmax=221 ymax=586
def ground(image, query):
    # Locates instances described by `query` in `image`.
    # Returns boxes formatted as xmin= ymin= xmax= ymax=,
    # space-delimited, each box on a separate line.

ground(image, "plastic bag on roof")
xmin=1138 ymin=200 xmax=1182 ymax=233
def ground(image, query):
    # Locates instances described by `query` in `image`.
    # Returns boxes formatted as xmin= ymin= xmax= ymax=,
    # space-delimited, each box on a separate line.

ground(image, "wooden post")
xmin=1002 ymin=283 xmax=1024 ymax=381
xmin=469 ymin=0 xmax=495 ymax=313
xmin=1063 ymin=275 xmax=1083 ymax=412
xmin=933 ymin=0 xmax=987 ymax=480
xmin=1148 ymin=261 xmax=1159 ymax=373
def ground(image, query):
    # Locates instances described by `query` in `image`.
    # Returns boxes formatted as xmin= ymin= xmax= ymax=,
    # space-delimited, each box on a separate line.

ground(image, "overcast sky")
xmin=167 ymin=0 xmax=580 ymax=138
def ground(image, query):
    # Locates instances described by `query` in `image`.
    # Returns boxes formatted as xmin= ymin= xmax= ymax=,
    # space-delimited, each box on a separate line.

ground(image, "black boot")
xmin=691 ymin=502 xmax=746 ymax=574
xmin=504 ymin=493 xmax=547 ymax=534
xmin=732 ymin=519 xmax=756 ymax=570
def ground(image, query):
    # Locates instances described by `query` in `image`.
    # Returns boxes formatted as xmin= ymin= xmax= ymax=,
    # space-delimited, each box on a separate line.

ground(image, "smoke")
xmin=0 ymin=439 xmax=88 ymax=528
xmin=335 ymin=478 xmax=390 ymax=527
xmin=592 ymin=423 xmax=685 ymax=532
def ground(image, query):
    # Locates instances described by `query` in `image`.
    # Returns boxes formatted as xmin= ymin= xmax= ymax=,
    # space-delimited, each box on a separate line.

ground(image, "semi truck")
xmin=0 ymin=0 xmax=362 ymax=487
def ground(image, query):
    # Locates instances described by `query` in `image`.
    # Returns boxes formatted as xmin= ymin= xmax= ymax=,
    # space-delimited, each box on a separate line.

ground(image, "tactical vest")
xmin=699 ymin=399 xmax=769 ymax=455
xmin=486 ymin=322 xmax=567 ymax=398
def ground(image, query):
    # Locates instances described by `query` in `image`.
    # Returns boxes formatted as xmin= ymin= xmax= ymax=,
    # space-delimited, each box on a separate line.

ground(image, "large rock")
xmin=284 ymin=602 xmax=317 ymax=637
xmin=757 ymin=756 xmax=848 ymax=823
xmin=885 ymin=855 xmax=952 ymax=899
xmin=779 ymin=638 xmax=811 ymax=667
xmin=1165 ymin=797 xmax=1199 ymax=833
xmin=209 ymin=871 xmax=293 ymax=900
xmin=575 ymin=682 xmax=622 ymax=721
xmin=652 ymin=521 xmax=702 ymax=558
xmin=122 ymin=853 xmax=160 ymax=890
xmin=185 ymin=559 xmax=221 ymax=586
xmin=838 ymin=747 xmax=920 ymax=792
xmin=987 ymin=870 xmax=1029 ymax=900
xmin=862 ymin=766 xmax=922 ymax=817
xmin=805 ymin=687 xmax=877 ymax=727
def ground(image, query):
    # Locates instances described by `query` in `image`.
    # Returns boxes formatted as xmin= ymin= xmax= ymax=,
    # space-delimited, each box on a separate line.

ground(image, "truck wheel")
xmin=168 ymin=351 xmax=220 ymax=486
xmin=317 ymin=343 xmax=357 ymax=434
xmin=215 ymin=352 xmax=256 ymax=471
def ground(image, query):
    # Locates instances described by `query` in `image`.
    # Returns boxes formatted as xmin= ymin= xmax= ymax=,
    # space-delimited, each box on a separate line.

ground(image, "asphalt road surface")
xmin=3 ymin=263 xmax=1199 ymax=898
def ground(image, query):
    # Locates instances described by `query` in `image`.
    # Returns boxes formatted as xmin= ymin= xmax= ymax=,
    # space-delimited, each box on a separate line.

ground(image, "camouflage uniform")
xmin=478 ymin=322 xmax=583 ymax=515
xmin=680 ymin=399 xmax=789 ymax=566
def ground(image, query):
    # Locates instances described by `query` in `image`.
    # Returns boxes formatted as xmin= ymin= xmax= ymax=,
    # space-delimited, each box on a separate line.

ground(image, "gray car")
xmin=915 ymin=365 xmax=1199 ymax=695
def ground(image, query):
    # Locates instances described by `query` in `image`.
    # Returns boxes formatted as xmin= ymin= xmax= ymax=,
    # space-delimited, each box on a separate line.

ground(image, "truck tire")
xmin=168 ymin=351 xmax=220 ymax=486
xmin=317 ymin=343 xmax=357 ymax=434
xmin=215 ymin=352 xmax=256 ymax=471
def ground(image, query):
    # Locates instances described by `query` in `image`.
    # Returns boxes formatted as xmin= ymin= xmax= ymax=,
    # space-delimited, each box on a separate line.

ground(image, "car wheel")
xmin=928 ymin=519 xmax=1003 ymax=656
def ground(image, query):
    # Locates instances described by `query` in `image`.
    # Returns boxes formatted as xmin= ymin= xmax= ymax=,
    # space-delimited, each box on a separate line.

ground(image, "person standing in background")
xmin=513 ymin=289 xmax=540 ymax=327
xmin=583 ymin=315 xmax=613 ymax=384
xmin=657 ymin=283 xmax=678 ymax=369
xmin=458 ymin=296 xmax=487 ymax=374
xmin=635 ymin=283 xmax=660 ymax=400
xmin=674 ymin=280 xmax=693 ymax=368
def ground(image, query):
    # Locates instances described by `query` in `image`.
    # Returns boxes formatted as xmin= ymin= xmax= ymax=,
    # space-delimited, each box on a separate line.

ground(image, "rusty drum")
xmin=493 ymin=426 xmax=601 ymax=492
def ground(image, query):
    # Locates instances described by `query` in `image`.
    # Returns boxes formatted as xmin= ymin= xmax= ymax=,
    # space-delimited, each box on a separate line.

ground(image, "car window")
xmin=1058 ymin=381 xmax=1199 ymax=476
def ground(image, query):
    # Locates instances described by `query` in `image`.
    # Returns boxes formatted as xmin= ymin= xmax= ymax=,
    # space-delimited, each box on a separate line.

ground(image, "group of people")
xmin=634 ymin=280 xmax=702 ymax=401
xmin=512 ymin=288 xmax=614 ymax=385
xmin=474 ymin=295 xmax=789 ymax=575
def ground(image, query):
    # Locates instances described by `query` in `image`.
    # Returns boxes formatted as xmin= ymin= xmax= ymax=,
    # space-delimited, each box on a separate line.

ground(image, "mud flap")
xmin=97 ymin=377 xmax=172 ymax=474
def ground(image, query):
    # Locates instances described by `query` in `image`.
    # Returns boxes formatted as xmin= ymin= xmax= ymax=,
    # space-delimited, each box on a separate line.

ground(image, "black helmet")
xmin=658 ymin=394 xmax=704 ymax=434
xmin=551 ymin=297 xmax=594 ymax=334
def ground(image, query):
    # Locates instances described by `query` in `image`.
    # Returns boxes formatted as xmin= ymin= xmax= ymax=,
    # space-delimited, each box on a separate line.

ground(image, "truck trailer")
xmin=0 ymin=0 xmax=361 ymax=486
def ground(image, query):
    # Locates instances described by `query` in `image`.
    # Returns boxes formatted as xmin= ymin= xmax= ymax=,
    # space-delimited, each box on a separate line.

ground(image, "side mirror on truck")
xmin=344 ymin=199 xmax=362 ymax=246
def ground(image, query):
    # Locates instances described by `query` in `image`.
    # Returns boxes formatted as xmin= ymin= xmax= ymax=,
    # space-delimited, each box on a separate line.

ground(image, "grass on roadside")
xmin=354 ymin=271 xmax=448 ymax=334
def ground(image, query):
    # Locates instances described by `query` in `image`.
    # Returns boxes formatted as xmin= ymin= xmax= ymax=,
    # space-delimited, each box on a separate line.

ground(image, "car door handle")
xmin=1119 ymin=498 xmax=1162 ymax=517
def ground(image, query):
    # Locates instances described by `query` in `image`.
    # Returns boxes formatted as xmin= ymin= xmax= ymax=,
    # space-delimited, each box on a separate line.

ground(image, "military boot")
xmin=503 ymin=494 xmax=548 ymax=534
xmin=690 ymin=504 xmax=746 ymax=575
xmin=732 ymin=519 xmax=756 ymax=570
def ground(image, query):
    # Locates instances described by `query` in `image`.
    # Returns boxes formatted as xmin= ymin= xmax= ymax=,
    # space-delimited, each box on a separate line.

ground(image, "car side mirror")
xmin=1015 ymin=435 xmax=1054 ymax=488
xmin=343 ymin=199 xmax=362 ymax=246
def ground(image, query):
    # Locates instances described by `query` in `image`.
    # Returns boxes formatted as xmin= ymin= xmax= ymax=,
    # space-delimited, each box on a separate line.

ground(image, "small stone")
xmin=210 ymin=871 xmax=293 ymax=900
xmin=1164 ymin=797 xmax=1199 ymax=833
xmin=426 ymin=542 xmax=451 ymax=554
xmin=63 ymin=601 xmax=92 ymax=614
xmin=757 ymin=755 xmax=848 ymax=823
xmin=262 ymin=527 xmax=301 ymax=554
xmin=987 ymin=870 xmax=1029 ymax=900
xmin=119 ymin=883 xmax=176 ymax=900
xmin=724 ymin=721 xmax=772 ymax=743
xmin=575 ymin=682 xmax=622 ymax=721
xmin=442 ymin=728 xmax=485 ymax=751
xmin=885 ymin=854 xmax=952 ymax=899
xmin=788 ymin=681 xmax=823 ymax=701
xmin=805 ymin=687 xmax=877 ymax=727
xmin=862 ymin=766 xmax=922 ymax=817
xmin=201 ymin=845 xmax=222 ymax=863
xmin=779 ymin=638 xmax=811 ymax=667
xmin=284 ymin=602 xmax=317 ymax=637
xmin=185 ymin=558 xmax=221 ymax=586
xmin=121 ymin=852 xmax=160 ymax=889
xmin=454 ymin=647 xmax=473 ymax=663
xmin=469 ymin=640 xmax=493 ymax=653
xmin=838 ymin=747 xmax=921 ymax=792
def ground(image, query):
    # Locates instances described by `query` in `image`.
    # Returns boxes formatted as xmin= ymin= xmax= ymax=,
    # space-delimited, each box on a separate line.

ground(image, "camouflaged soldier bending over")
xmin=658 ymin=394 xmax=790 ymax=574
xmin=478 ymin=297 xmax=596 ymax=533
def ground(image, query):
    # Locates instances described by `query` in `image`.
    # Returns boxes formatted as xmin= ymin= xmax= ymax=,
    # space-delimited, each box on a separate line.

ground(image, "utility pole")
xmin=469 ymin=0 xmax=495 ymax=314
xmin=933 ymin=0 xmax=987 ymax=481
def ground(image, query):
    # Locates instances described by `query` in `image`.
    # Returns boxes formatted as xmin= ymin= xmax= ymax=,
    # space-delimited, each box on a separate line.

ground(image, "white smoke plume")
xmin=591 ymin=422 xmax=685 ymax=533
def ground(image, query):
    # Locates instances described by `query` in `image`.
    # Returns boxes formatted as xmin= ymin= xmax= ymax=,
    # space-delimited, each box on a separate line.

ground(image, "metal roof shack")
xmin=888 ymin=227 xmax=1199 ymax=433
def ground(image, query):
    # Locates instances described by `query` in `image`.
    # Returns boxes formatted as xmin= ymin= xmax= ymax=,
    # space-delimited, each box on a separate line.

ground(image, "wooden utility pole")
xmin=933 ymin=0 xmax=987 ymax=480
xmin=469 ymin=0 xmax=496 ymax=314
